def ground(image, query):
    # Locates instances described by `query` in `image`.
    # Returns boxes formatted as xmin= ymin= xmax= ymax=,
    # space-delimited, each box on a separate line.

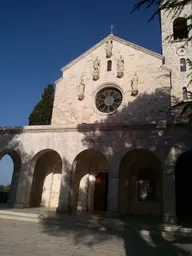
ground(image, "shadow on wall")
xmin=30 ymin=150 xmax=62 ymax=208
xmin=41 ymin=88 xmax=192 ymax=255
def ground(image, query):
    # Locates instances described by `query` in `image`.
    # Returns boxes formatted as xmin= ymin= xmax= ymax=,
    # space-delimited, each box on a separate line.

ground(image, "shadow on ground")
xmin=40 ymin=213 xmax=192 ymax=255
xmin=40 ymin=88 xmax=192 ymax=255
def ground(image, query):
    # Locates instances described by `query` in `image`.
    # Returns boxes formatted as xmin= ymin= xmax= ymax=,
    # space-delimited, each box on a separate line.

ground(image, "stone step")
xmin=0 ymin=209 xmax=192 ymax=237
xmin=0 ymin=209 xmax=40 ymax=222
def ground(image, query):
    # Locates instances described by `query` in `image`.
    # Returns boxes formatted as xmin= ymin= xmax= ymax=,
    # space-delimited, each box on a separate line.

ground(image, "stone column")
xmin=57 ymin=160 xmax=71 ymax=212
xmin=77 ymin=174 xmax=89 ymax=212
xmin=162 ymin=144 xmax=181 ymax=224
xmin=87 ymin=174 xmax=96 ymax=212
xmin=163 ymin=165 xmax=177 ymax=224
xmin=14 ymin=161 xmax=31 ymax=208
xmin=107 ymin=160 xmax=120 ymax=216
xmin=8 ymin=162 xmax=22 ymax=207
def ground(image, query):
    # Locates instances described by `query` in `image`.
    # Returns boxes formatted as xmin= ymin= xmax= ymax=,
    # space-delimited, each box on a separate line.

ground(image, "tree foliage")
xmin=0 ymin=184 xmax=11 ymax=192
xmin=132 ymin=0 xmax=192 ymax=23
xmin=28 ymin=84 xmax=55 ymax=125
xmin=132 ymin=0 xmax=192 ymax=123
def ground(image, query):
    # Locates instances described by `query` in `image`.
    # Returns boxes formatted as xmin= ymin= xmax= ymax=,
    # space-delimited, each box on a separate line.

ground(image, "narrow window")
xmin=107 ymin=60 xmax=112 ymax=71
xmin=180 ymin=58 xmax=187 ymax=72
xmin=173 ymin=17 xmax=188 ymax=40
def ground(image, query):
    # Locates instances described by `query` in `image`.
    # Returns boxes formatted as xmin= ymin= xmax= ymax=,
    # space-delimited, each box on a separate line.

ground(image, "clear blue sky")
xmin=0 ymin=0 xmax=161 ymax=185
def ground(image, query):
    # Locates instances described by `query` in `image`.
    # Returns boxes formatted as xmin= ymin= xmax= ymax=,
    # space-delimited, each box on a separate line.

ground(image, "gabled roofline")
xmin=60 ymin=34 xmax=164 ymax=73
xmin=55 ymin=77 xmax=63 ymax=84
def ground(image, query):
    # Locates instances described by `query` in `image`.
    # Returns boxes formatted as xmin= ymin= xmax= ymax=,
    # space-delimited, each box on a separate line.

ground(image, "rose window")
xmin=95 ymin=87 xmax=122 ymax=113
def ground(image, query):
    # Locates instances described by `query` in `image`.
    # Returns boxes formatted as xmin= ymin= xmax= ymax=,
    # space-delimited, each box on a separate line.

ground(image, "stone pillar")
xmin=14 ymin=161 xmax=31 ymax=208
xmin=87 ymin=174 xmax=95 ymax=212
xmin=77 ymin=174 xmax=89 ymax=212
xmin=57 ymin=160 xmax=71 ymax=212
xmin=107 ymin=160 xmax=120 ymax=216
xmin=162 ymin=145 xmax=180 ymax=224
xmin=163 ymin=165 xmax=177 ymax=224
xmin=8 ymin=163 xmax=22 ymax=207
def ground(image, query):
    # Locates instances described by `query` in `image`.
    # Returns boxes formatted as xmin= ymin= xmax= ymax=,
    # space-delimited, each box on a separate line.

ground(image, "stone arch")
xmin=29 ymin=149 xmax=62 ymax=208
xmin=69 ymin=149 xmax=108 ymax=212
xmin=119 ymin=149 xmax=162 ymax=217
xmin=0 ymin=149 xmax=21 ymax=205
xmin=175 ymin=150 xmax=192 ymax=222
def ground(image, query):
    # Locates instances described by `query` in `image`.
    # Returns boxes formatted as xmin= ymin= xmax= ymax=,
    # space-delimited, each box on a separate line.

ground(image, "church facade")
xmin=0 ymin=2 xmax=192 ymax=223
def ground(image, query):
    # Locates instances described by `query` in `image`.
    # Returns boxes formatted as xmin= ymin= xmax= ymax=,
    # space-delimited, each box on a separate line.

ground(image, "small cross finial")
xmin=110 ymin=25 xmax=114 ymax=35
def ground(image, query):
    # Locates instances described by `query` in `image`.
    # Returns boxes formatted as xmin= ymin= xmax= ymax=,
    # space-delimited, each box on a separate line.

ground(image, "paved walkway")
xmin=1 ymin=206 xmax=192 ymax=236
xmin=1 ymin=218 xmax=192 ymax=255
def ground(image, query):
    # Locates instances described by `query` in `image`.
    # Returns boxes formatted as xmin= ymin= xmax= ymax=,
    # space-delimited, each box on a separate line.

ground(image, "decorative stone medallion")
xmin=176 ymin=47 xmax=187 ymax=56
xmin=95 ymin=87 xmax=122 ymax=113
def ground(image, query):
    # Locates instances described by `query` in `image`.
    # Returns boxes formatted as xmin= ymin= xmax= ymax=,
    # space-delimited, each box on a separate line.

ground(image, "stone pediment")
xmin=59 ymin=34 xmax=164 ymax=74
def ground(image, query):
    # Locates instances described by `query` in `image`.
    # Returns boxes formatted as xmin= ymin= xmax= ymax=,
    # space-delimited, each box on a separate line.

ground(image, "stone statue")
xmin=117 ymin=55 xmax=124 ymax=78
xmin=92 ymin=57 xmax=100 ymax=81
xmin=131 ymin=72 xmax=139 ymax=96
xmin=77 ymin=78 xmax=85 ymax=101
xmin=105 ymin=40 xmax=113 ymax=58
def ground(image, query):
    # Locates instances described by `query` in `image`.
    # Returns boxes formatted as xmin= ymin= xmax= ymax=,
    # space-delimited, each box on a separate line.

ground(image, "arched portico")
xmin=175 ymin=150 xmax=192 ymax=222
xmin=119 ymin=149 xmax=162 ymax=217
xmin=69 ymin=149 xmax=108 ymax=213
xmin=28 ymin=149 xmax=62 ymax=208
xmin=0 ymin=149 xmax=21 ymax=206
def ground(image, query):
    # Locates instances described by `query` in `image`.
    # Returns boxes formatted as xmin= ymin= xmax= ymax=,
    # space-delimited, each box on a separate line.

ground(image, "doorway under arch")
xmin=30 ymin=149 xmax=62 ymax=208
xmin=94 ymin=172 xmax=108 ymax=211
xmin=175 ymin=150 xmax=192 ymax=222
xmin=119 ymin=149 xmax=162 ymax=217
xmin=0 ymin=149 xmax=21 ymax=206
xmin=69 ymin=149 xmax=108 ymax=213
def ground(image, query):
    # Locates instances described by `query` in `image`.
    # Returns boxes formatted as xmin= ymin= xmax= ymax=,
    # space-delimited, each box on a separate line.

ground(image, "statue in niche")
xmin=77 ymin=77 xmax=85 ymax=101
xmin=117 ymin=55 xmax=124 ymax=78
xmin=131 ymin=72 xmax=139 ymax=96
xmin=105 ymin=40 xmax=113 ymax=58
xmin=92 ymin=57 xmax=100 ymax=81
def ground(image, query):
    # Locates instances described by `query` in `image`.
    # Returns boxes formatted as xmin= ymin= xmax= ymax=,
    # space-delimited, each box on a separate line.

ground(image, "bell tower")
xmin=160 ymin=1 xmax=192 ymax=101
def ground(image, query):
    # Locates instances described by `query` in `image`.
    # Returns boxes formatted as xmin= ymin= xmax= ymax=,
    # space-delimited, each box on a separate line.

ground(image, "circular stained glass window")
xmin=95 ymin=87 xmax=122 ymax=113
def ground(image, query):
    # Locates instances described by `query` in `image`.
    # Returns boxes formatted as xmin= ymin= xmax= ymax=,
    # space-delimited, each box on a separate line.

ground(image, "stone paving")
xmin=0 ymin=218 xmax=192 ymax=255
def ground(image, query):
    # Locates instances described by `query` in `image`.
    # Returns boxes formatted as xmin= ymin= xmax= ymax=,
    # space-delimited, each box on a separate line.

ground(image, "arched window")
xmin=180 ymin=58 xmax=187 ymax=72
xmin=137 ymin=168 xmax=156 ymax=202
xmin=173 ymin=17 xmax=188 ymax=40
xmin=107 ymin=60 xmax=112 ymax=71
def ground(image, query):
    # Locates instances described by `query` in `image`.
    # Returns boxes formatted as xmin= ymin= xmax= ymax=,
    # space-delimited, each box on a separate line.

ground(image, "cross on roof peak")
xmin=110 ymin=25 xmax=114 ymax=35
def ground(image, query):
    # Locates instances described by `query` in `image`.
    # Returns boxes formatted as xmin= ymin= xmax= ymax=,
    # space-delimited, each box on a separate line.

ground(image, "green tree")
xmin=132 ymin=0 xmax=192 ymax=24
xmin=0 ymin=185 xmax=5 ymax=192
xmin=5 ymin=184 xmax=11 ymax=192
xmin=28 ymin=84 xmax=55 ymax=125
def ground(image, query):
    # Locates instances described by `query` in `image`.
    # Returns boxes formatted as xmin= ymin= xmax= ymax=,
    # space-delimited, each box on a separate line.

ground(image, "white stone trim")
xmin=55 ymin=77 xmax=63 ymax=84
xmin=160 ymin=65 xmax=172 ymax=73
xmin=0 ymin=123 xmax=174 ymax=134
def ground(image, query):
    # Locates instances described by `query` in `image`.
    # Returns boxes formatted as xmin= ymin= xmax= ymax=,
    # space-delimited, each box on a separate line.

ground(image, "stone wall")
xmin=1 ymin=124 xmax=191 ymax=221
xmin=160 ymin=2 xmax=192 ymax=102
xmin=51 ymin=35 xmax=171 ymax=126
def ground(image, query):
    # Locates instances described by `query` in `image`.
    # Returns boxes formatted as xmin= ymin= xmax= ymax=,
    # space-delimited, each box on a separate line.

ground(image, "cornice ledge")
xmin=55 ymin=77 xmax=63 ymax=84
xmin=0 ymin=122 xmax=170 ymax=135
xmin=1 ymin=121 xmax=187 ymax=134
xmin=160 ymin=65 xmax=172 ymax=73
